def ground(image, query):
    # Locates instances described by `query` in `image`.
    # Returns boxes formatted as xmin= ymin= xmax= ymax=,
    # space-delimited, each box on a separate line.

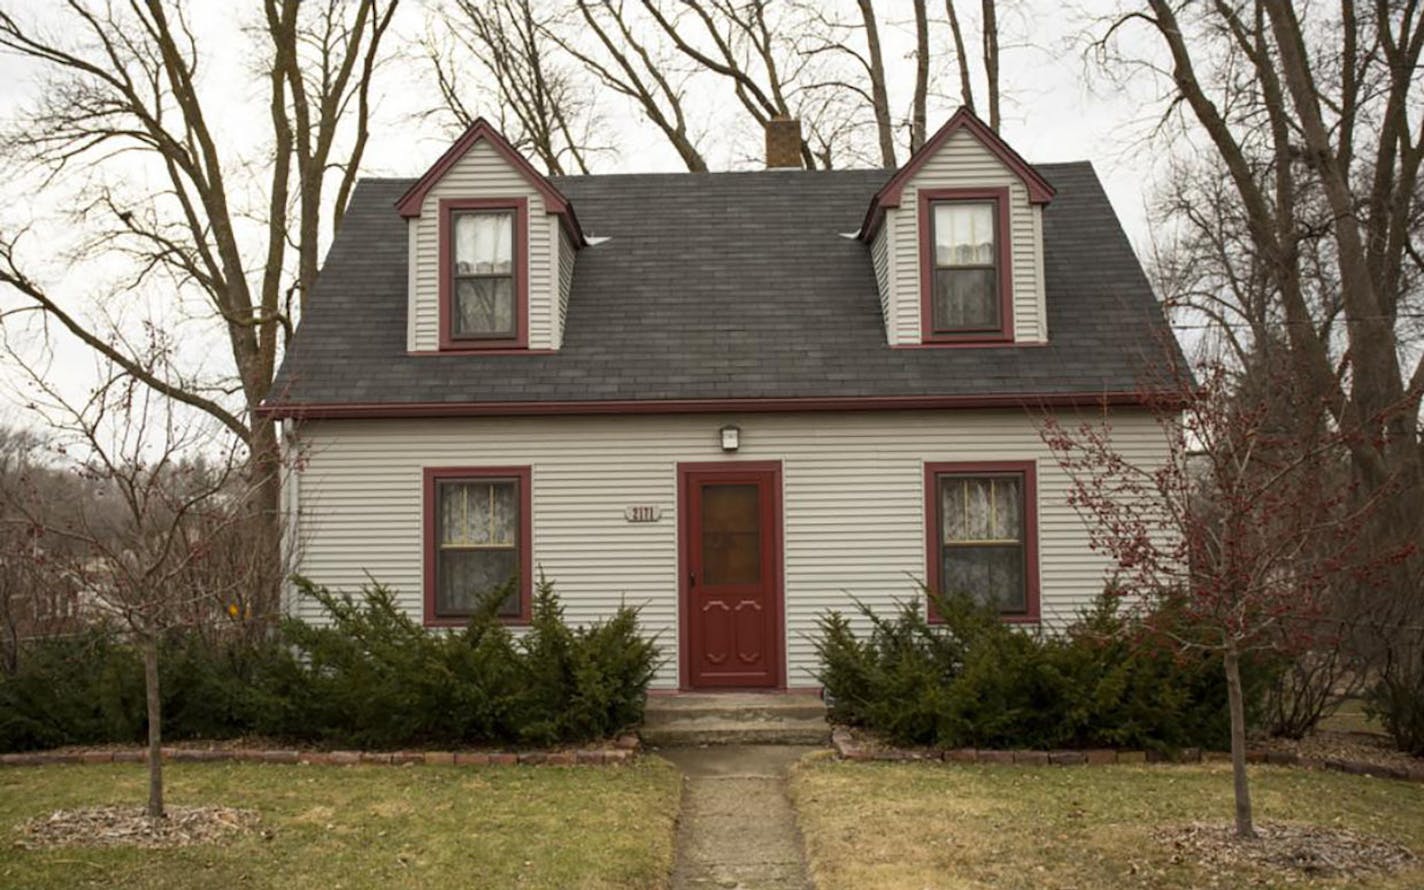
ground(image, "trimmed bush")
xmin=276 ymin=574 xmax=659 ymax=748
xmin=0 ymin=573 xmax=660 ymax=752
xmin=815 ymin=590 xmax=1239 ymax=751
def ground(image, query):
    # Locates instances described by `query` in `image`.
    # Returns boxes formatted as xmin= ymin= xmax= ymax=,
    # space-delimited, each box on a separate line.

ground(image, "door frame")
xmin=676 ymin=460 xmax=785 ymax=691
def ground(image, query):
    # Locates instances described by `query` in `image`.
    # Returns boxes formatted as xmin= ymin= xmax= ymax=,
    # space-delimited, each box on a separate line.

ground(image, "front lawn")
xmin=0 ymin=759 xmax=681 ymax=889
xmin=791 ymin=756 xmax=1424 ymax=889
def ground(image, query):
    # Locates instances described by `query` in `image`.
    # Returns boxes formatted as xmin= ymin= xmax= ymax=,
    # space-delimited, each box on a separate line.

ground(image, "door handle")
xmin=689 ymin=571 xmax=696 ymax=589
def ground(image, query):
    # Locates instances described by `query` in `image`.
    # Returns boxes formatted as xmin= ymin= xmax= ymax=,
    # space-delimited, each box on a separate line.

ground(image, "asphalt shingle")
xmin=268 ymin=163 xmax=1174 ymax=408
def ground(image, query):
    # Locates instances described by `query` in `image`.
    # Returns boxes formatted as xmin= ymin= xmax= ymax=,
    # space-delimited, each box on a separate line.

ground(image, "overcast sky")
xmin=0 ymin=1 xmax=1180 ymax=435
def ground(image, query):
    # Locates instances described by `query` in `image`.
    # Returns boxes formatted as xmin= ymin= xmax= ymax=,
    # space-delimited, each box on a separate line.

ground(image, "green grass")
xmin=1318 ymin=696 xmax=1382 ymax=734
xmin=0 ymin=759 xmax=682 ymax=889
xmin=791 ymin=756 xmax=1424 ymax=889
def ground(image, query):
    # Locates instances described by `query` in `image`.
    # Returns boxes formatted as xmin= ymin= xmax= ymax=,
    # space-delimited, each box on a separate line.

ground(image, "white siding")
xmin=870 ymin=224 xmax=891 ymax=343
xmin=407 ymin=139 xmax=560 ymax=351
xmin=293 ymin=409 xmax=1168 ymax=689
xmin=556 ymin=226 xmax=575 ymax=348
xmin=883 ymin=129 xmax=1047 ymax=344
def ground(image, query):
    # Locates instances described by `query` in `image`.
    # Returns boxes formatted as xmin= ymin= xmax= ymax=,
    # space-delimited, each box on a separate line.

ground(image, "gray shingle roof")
xmin=267 ymin=163 xmax=1174 ymax=411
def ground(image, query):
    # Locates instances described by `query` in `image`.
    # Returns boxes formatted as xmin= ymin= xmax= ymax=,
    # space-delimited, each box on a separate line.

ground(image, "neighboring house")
xmin=262 ymin=109 xmax=1176 ymax=692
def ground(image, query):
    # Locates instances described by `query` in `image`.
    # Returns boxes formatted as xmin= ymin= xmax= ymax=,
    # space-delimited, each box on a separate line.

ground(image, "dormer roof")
xmin=859 ymin=107 xmax=1056 ymax=241
xmin=394 ymin=117 xmax=586 ymax=247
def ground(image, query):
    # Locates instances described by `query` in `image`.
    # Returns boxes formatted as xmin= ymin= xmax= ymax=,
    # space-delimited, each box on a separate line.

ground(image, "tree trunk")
xmin=910 ymin=0 xmax=929 ymax=152
xmin=981 ymin=0 xmax=999 ymax=131
xmin=945 ymin=0 xmax=975 ymax=114
xmin=247 ymin=416 xmax=285 ymax=625
xmin=855 ymin=0 xmax=897 ymax=168
xmin=1223 ymin=648 xmax=1254 ymax=839
xmin=142 ymin=634 xmax=164 ymax=820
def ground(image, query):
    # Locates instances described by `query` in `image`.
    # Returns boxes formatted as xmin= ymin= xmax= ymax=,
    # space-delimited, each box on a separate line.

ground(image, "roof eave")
xmin=259 ymin=390 xmax=1179 ymax=421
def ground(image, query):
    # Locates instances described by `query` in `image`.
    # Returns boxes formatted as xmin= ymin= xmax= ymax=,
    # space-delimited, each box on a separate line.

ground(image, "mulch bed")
xmin=831 ymin=726 xmax=1183 ymax=765
xmin=1157 ymin=820 xmax=1415 ymax=879
xmin=15 ymin=805 xmax=262 ymax=850
xmin=831 ymin=725 xmax=1424 ymax=781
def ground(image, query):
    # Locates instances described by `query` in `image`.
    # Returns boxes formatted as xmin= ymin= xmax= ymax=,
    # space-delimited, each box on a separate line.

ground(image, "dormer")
xmin=396 ymin=119 xmax=584 ymax=353
xmin=860 ymin=108 xmax=1055 ymax=347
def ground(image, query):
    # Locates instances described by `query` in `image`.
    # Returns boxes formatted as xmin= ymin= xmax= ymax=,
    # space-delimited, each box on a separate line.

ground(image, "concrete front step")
xmin=643 ymin=693 xmax=827 ymax=726
xmin=641 ymin=718 xmax=830 ymax=747
xmin=640 ymin=693 xmax=830 ymax=746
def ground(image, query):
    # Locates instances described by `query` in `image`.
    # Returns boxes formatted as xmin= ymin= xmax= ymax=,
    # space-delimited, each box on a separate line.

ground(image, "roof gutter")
xmin=258 ymin=391 xmax=1181 ymax=421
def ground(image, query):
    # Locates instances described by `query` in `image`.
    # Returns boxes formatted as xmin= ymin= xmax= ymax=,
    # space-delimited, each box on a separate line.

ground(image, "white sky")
xmin=0 ymin=1 xmax=1181 ymax=435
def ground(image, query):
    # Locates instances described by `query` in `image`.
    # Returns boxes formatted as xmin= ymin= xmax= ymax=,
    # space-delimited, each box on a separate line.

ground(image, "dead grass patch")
xmin=791 ymin=759 xmax=1424 ymax=889
xmin=0 ymin=760 xmax=682 ymax=889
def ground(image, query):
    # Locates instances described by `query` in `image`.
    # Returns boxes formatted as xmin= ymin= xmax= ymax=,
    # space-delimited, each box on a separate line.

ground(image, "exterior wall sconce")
xmin=719 ymin=424 xmax=740 ymax=452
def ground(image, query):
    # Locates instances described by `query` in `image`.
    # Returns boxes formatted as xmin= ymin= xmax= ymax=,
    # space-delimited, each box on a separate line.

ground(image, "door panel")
xmin=680 ymin=464 xmax=782 ymax=689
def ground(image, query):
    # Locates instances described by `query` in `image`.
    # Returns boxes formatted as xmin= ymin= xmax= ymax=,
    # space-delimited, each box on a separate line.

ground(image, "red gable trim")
xmin=259 ymin=391 xmax=1174 ymax=421
xmin=395 ymin=118 xmax=585 ymax=247
xmin=859 ymin=107 xmax=1056 ymax=241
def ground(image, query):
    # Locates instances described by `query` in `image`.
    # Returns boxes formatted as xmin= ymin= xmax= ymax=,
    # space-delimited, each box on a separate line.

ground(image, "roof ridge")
xmin=356 ymin=160 xmax=1095 ymax=187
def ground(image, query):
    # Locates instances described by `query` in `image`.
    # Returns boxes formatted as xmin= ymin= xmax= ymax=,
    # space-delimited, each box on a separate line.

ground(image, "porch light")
xmin=719 ymin=424 xmax=740 ymax=452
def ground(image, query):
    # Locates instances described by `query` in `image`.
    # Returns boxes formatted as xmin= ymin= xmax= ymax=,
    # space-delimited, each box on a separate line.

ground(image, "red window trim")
xmin=923 ymin=460 xmax=1040 ymax=624
xmin=918 ymin=187 xmax=1014 ymax=345
xmin=423 ymin=466 xmax=533 ymax=626
xmin=438 ymin=198 xmax=530 ymax=351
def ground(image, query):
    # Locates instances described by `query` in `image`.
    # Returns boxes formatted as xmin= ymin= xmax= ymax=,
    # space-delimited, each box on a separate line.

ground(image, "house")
xmin=261 ymin=109 xmax=1176 ymax=692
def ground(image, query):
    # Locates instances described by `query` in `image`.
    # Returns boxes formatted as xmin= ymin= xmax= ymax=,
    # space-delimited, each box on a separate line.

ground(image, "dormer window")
xmin=437 ymin=197 xmax=529 ymax=350
xmin=931 ymin=201 xmax=998 ymax=333
xmin=918 ymin=187 xmax=1013 ymax=343
xmin=453 ymin=210 xmax=515 ymax=338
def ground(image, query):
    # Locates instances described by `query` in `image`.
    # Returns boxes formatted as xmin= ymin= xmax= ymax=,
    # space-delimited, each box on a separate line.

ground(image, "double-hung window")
xmin=451 ymin=210 xmax=516 ymax=339
xmin=927 ymin=462 xmax=1039 ymax=620
xmin=930 ymin=201 xmax=1000 ymax=334
xmin=425 ymin=468 xmax=531 ymax=624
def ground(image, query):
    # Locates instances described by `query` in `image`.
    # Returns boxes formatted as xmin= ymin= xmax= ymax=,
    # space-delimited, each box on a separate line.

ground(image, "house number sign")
xmin=625 ymin=505 xmax=663 ymax=523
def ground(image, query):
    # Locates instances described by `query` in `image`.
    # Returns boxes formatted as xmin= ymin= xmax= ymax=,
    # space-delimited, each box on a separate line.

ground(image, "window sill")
xmin=410 ymin=347 xmax=557 ymax=356
xmin=920 ymin=332 xmax=1015 ymax=346
xmin=424 ymin=615 xmax=531 ymax=628
xmin=926 ymin=612 xmax=1041 ymax=626
xmin=892 ymin=341 xmax=1046 ymax=350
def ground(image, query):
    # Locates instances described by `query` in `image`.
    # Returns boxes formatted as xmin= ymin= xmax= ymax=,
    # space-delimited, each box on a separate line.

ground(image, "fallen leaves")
xmin=14 ymin=805 xmax=261 ymax=850
xmin=1156 ymin=820 xmax=1415 ymax=879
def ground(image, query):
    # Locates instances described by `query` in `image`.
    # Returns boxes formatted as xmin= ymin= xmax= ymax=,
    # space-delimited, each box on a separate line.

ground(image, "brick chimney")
xmin=765 ymin=117 xmax=803 ymax=169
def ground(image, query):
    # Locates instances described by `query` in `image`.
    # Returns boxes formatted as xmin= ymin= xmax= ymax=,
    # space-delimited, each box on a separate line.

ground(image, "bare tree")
xmin=788 ymin=0 xmax=898 ymax=168
xmin=1093 ymin=1 xmax=1424 ymax=734
xmin=423 ymin=0 xmax=601 ymax=175
xmin=855 ymin=0 xmax=897 ymax=167
xmin=642 ymin=0 xmax=863 ymax=169
xmin=0 ymin=427 xmax=80 ymax=672
xmin=0 ymin=1 xmax=399 ymax=619
xmin=980 ymin=0 xmax=999 ymax=130
xmin=911 ymin=0 xmax=930 ymax=151
xmin=1043 ymin=359 xmax=1405 ymax=838
xmin=545 ymin=0 xmax=708 ymax=173
xmin=945 ymin=0 xmax=976 ymax=113
xmin=5 ymin=347 xmax=253 ymax=818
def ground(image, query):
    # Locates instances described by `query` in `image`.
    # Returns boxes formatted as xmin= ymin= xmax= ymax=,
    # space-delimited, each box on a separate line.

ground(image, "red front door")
xmin=679 ymin=463 xmax=783 ymax=689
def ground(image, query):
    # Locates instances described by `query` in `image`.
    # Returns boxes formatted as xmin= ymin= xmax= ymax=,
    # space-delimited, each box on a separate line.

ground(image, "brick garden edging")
xmin=0 ymin=734 xmax=641 ymax=769
xmin=831 ymin=727 xmax=1424 ymax=783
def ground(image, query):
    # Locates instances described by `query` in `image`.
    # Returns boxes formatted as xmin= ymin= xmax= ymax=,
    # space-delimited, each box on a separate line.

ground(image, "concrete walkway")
xmin=659 ymin=745 xmax=816 ymax=890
